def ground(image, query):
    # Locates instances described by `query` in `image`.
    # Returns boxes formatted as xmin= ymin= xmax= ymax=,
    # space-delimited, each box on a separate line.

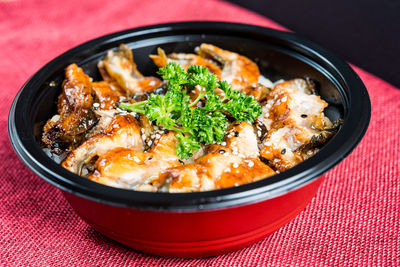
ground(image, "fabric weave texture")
xmin=0 ymin=0 xmax=399 ymax=266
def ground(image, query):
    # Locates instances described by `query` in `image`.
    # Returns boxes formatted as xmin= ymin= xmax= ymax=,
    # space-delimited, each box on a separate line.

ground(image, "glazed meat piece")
xmin=156 ymin=122 xmax=275 ymax=192
xmin=91 ymin=81 xmax=122 ymax=110
xmin=42 ymin=64 xmax=98 ymax=153
xmin=98 ymin=44 xmax=162 ymax=96
xmin=243 ymin=83 xmax=271 ymax=102
xmin=196 ymin=43 xmax=260 ymax=91
xmin=259 ymin=79 xmax=334 ymax=172
xmin=89 ymin=132 xmax=181 ymax=190
xmin=61 ymin=114 xmax=144 ymax=174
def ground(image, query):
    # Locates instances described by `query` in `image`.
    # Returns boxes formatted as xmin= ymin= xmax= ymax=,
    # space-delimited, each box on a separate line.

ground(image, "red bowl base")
xmin=63 ymin=176 xmax=323 ymax=258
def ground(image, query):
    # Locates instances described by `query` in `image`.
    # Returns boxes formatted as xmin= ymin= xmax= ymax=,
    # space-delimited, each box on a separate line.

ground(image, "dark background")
xmin=227 ymin=0 xmax=399 ymax=87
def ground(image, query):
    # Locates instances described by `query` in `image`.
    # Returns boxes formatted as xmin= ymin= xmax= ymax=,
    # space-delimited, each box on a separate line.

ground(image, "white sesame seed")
xmin=281 ymin=96 xmax=287 ymax=102
xmin=141 ymin=128 xmax=145 ymax=133
xmin=224 ymin=168 xmax=231 ymax=172
xmin=265 ymin=141 xmax=272 ymax=146
xmin=221 ymin=142 xmax=226 ymax=146
xmin=155 ymin=134 xmax=161 ymax=139
xmin=142 ymin=134 xmax=146 ymax=140
xmin=113 ymin=124 xmax=119 ymax=128
xmin=93 ymin=103 xmax=100 ymax=108
xmin=257 ymin=130 xmax=262 ymax=137
xmin=147 ymin=140 xmax=152 ymax=146
xmin=248 ymin=161 xmax=254 ymax=167
xmin=232 ymin=163 xmax=239 ymax=168
xmin=133 ymin=156 xmax=140 ymax=163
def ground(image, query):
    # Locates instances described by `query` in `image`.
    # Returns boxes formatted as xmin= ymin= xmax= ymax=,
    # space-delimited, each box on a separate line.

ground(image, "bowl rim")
xmin=8 ymin=21 xmax=371 ymax=211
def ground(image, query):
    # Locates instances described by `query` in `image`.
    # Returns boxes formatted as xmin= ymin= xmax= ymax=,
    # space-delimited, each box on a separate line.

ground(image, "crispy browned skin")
xmin=91 ymin=81 xmax=122 ymax=110
xmin=98 ymin=44 xmax=162 ymax=96
xmin=61 ymin=114 xmax=144 ymax=174
xmin=244 ymin=83 xmax=271 ymax=102
xmin=42 ymin=64 xmax=97 ymax=153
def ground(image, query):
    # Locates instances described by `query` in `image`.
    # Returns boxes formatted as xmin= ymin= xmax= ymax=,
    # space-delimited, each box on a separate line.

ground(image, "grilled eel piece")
xmin=258 ymin=79 xmax=337 ymax=172
xmin=98 ymin=44 xmax=162 ymax=96
xmin=42 ymin=64 xmax=98 ymax=153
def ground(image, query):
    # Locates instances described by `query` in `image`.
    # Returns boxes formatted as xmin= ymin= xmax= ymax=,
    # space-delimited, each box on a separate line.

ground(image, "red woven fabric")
xmin=1 ymin=0 xmax=399 ymax=265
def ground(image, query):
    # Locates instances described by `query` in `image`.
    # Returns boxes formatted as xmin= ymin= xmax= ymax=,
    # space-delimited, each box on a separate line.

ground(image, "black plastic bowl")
xmin=8 ymin=22 xmax=370 ymax=257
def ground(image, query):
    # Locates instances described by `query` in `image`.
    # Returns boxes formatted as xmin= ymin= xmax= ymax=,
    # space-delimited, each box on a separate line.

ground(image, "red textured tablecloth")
xmin=1 ymin=0 xmax=399 ymax=265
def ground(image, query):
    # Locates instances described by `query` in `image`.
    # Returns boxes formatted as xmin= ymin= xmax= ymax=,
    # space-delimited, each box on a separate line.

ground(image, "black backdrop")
xmin=227 ymin=0 xmax=400 ymax=88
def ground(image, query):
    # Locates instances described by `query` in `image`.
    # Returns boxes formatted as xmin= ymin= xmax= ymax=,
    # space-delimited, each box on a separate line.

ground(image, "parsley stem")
xmin=188 ymin=90 xmax=206 ymax=108
xmin=169 ymin=126 xmax=184 ymax=133
xmin=119 ymin=101 xmax=147 ymax=114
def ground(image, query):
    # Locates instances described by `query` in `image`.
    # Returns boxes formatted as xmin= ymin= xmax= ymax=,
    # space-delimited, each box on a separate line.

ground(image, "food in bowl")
xmin=41 ymin=43 xmax=339 ymax=192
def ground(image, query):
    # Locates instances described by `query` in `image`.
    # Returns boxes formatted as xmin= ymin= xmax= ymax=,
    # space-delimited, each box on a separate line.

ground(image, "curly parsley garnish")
xmin=119 ymin=63 xmax=261 ymax=159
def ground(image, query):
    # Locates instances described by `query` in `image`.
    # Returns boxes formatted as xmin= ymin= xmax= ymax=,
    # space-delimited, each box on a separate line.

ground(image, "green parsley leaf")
xmin=175 ymin=132 xmax=200 ymax=159
xmin=119 ymin=62 xmax=262 ymax=159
